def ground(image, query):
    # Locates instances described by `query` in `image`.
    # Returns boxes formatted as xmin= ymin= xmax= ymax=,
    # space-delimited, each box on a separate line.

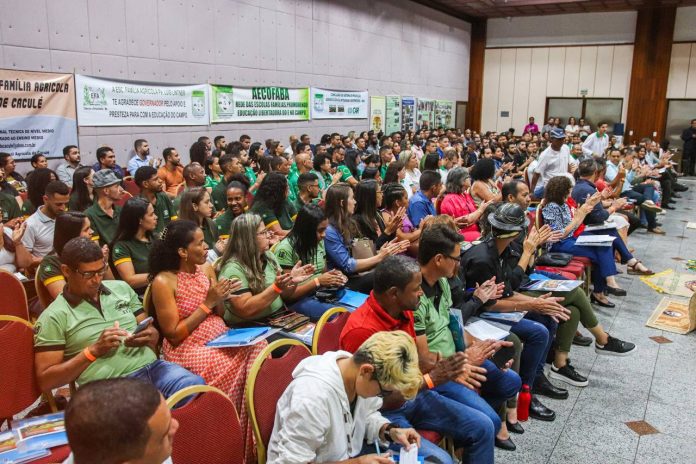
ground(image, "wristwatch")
xmin=383 ymin=423 xmax=398 ymax=442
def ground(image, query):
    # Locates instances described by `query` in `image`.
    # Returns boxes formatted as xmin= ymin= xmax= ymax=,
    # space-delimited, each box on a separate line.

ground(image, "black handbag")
xmin=536 ymin=252 xmax=573 ymax=267
xmin=315 ymin=286 xmax=346 ymax=303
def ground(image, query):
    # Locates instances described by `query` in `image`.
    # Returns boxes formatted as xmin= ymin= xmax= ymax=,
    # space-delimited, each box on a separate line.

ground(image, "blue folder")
xmin=206 ymin=327 xmax=270 ymax=347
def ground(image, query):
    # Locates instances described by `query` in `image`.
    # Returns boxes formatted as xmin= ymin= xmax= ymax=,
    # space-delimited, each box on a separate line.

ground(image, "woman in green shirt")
xmin=177 ymin=187 xmax=221 ymax=254
xmin=273 ymin=204 xmax=348 ymax=320
xmin=110 ymin=197 xmax=157 ymax=294
xmin=217 ymin=213 xmax=313 ymax=326
xmin=204 ymin=155 xmax=223 ymax=191
xmin=249 ymin=172 xmax=297 ymax=239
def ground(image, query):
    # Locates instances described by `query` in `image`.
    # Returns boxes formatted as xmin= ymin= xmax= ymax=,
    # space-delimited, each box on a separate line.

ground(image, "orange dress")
xmin=162 ymin=268 xmax=266 ymax=463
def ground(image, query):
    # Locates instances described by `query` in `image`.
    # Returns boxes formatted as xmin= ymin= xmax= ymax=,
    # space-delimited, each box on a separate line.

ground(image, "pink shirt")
xmin=439 ymin=193 xmax=481 ymax=242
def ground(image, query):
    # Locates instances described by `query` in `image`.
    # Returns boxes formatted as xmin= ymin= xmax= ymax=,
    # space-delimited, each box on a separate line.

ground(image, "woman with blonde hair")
xmin=267 ymin=331 xmax=422 ymax=463
xmin=401 ymin=150 xmax=421 ymax=197
xmin=217 ymin=213 xmax=314 ymax=325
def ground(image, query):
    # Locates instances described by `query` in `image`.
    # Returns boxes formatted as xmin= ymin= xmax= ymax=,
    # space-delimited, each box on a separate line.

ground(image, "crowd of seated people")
xmin=0 ymin=120 xmax=689 ymax=464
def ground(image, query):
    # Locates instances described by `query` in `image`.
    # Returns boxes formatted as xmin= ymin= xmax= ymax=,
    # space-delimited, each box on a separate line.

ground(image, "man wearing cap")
xmin=461 ymin=203 xmax=572 ymax=422
xmin=581 ymin=122 xmax=609 ymax=159
xmin=85 ymin=170 xmax=124 ymax=247
xmin=135 ymin=166 xmax=175 ymax=236
xmin=530 ymin=128 xmax=576 ymax=199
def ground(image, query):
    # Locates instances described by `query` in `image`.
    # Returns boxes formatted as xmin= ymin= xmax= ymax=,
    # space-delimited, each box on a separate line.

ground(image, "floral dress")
xmin=162 ymin=267 xmax=266 ymax=463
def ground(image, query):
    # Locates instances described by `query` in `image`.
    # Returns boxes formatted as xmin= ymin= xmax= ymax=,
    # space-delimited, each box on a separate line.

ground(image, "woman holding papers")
xmin=149 ymin=220 xmax=266 ymax=463
xmin=541 ymin=176 xmax=637 ymax=307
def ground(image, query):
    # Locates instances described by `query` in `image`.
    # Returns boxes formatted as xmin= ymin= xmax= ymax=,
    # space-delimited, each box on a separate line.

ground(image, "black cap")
xmin=487 ymin=203 xmax=528 ymax=232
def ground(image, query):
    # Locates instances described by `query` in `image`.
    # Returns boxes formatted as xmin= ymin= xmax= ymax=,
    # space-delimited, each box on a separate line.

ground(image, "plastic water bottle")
xmin=517 ymin=384 xmax=531 ymax=421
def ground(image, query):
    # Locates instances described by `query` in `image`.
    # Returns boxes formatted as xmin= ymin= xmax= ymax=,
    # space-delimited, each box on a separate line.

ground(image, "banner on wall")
xmin=385 ymin=95 xmax=401 ymax=134
xmin=369 ymin=96 xmax=386 ymax=133
xmin=401 ymin=96 xmax=415 ymax=132
xmin=310 ymin=88 xmax=368 ymax=119
xmin=435 ymin=100 xmax=454 ymax=129
xmin=211 ymin=85 xmax=309 ymax=122
xmin=416 ymin=98 xmax=435 ymax=131
xmin=75 ymin=75 xmax=209 ymax=126
xmin=0 ymin=70 xmax=77 ymax=160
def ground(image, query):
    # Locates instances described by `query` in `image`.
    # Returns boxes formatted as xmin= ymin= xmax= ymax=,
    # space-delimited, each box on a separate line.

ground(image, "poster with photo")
xmin=416 ymin=98 xmax=435 ymax=131
xmin=211 ymin=85 xmax=309 ymax=122
xmin=369 ymin=96 xmax=386 ymax=133
xmin=401 ymin=96 xmax=415 ymax=132
xmin=385 ymin=95 xmax=401 ymax=134
xmin=310 ymin=88 xmax=368 ymax=119
xmin=435 ymin=99 xmax=454 ymax=129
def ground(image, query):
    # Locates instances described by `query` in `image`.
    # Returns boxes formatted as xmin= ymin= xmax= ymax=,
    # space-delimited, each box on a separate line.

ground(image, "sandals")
xmin=627 ymin=260 xmax=654 ymax=275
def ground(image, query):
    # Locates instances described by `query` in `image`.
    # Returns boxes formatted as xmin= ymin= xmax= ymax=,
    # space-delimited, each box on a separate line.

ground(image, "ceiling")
xmin=414 ymin=0 xmax=696 ymax=20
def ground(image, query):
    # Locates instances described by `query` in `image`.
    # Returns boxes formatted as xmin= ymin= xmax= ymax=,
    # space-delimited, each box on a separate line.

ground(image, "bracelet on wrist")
xmin=423 ymin=373 xmax=435 ymax=389
xmin=83 ymin=346 xmax=97 ymax=362
xmin=272 ymin=283 xmax=283 ymax=294
xmin=199 ymin=304 xmax=213 ymax=315
xmin=314 ymin=278 xmax=320 ymax=288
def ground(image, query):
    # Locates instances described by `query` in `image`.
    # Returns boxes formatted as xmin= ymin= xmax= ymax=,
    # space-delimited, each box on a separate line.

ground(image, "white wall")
xmin=487 ymin=11 xmax=636 ymax=48
xmin=674 ymin=6 xmax=696 ymax=42
xmin=667 ymin=42 xmax=696 ymax=99
xmin=0 ymin=0 xmax=471 ymax=168
xmin=481 ymin=45 xmax=634 ymax=133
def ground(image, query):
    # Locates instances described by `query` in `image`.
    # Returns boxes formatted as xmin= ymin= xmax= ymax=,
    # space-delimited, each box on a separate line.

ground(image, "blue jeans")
xmin=478 ymin=359 xmax=522 ymax=410
xmin=383 ymin=389 xmax=495 ymax=464
xmin=550 ymin=237 xmax=617 ymax=292
xmin=128 ymin=359 xmax=205 ymax=405
xmin=534 ymin=185 xmax=545 ymax=199
xmin=522 ymin=312 xmax=558 ymax=380
xmin=621 ymin=187 xmax=657 ymax=228
xmin=506 ymin=317 xmax=550 ymax=386
xmin=288 ymin=296 xmax=339 ymax=321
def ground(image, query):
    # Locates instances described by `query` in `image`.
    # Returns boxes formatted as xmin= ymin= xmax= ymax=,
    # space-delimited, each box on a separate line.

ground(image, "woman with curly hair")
xmin=470 ymin=158 xmax=502 ymax=205
xmin=249 ymin=171 xmax=296 ymax=238
xmin=541 ymin=176 xmax=623 ymax=306
xmin=149 ymin=219 xmax=265 ymax=463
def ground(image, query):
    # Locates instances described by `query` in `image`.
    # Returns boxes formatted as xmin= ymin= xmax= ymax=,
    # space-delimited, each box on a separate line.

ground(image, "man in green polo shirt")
xmin=293 ymin=172 xmax=321 ymax=211
xmin=329 ymin=145 xmax=358 ymax=186
xmin=379 ymin=145 xmax=394 ymax=179
xmin=214 ymin=181 xmax=248 ymax=239
xmin=33 ymin=237 xmax=204 ymax=396
xmin=211 ymin=153 xmax=244 ymax=212
xmin=85 ymin=169 xmax=123 ymax=246
xmin=134 ymin=165 xmax=174 ymax=235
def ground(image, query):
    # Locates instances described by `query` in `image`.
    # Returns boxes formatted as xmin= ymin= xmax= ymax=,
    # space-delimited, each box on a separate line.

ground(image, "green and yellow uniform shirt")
xmin=310 ymin=169 xmax=332 ymax=193
xmin=214 ymin=209 xmax=237 ymax=239
xmin=145 ymin=192 xmax=175 ymax=235
xmin=85 ymin=203 xmax=121 ymax=246
xmin=33 ymin=280 xmax=156 ymax=385
xmin=37 ymin=254 xmax=64 ymax=287
xmin=336 ymin=164 xmax=354 ymax=183
xmin=112 ymin=239 xmax=152 ymax=276
xmin=287 ymin=170 xmax=299 ymax=204
xmin=21 ymin=198 xmax=36 ymax=216
xmin=219 ymin=251 xmax=284 ymax=325
xmin=273 ymin=237 xmax=325 ymax=280
xmin=250 ymin=199 xmax=297 ymax=231
xmin=211 ymin=179 xmax=229 ymax=212
xmin=0 ymin=193 xmax=22 ymax=222
xmin=414 ymin=277 xmax=456 ymax=358
xmin=244 ymin=167 xmax=257 ymax=186
xmin=201 ymin=218 xmax=219 ymax=249
xmin=204 ymin=175 xmax=222 ymax=190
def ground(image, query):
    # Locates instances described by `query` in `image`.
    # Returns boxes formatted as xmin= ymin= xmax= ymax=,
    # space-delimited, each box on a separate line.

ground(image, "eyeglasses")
xmin=257 ymin=229 xmax=273 ymax=237
xmin=375 ymin=378 xmax=393 ymax=398
xmin=71 ymin=264 xmax=108 ymax=279
xmin=442 ymin=254 xmax=460 ymax=262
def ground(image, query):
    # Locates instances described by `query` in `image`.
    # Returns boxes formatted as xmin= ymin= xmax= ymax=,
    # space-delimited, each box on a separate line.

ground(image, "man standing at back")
xmin=530 ymin=128 xmax=575 ymax=198
xmin=681 ymin=118 xmax=696 ymax=176
xmin=582 ymin=122 xmax=610 ymax=158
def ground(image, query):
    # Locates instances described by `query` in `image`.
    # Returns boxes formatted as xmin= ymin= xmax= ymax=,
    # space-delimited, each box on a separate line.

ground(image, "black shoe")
xmin=605 ymin=286 xmax=627 ymax=296
xmin=573 ymin=333 xmax=593 ymax=346
xmin=533 ymin=373 xmax=569 ymax=399
xmin=550 ymin=360 xmax=589 ymax=387
xmin=529 ymin=396 xmax=556 ymax=421
xmin=672 ymin=193 xmax=682 ymax=199
xmin=655 ymin=222 xmax=663 ymax=227
xmin=664 ymin=205 xmax=676 ymax=210
xmin=674 ymin=183 xmax=688 ymax=192
xmin=595 ymin=335 xmax=637 ymax=356
xmin=495 ymin=437 xmax=516 ymax=451
xmin=506 ymin=420 xmax=525 ymax=434
xmin=590 ymin=294 xmax=616 ymax=308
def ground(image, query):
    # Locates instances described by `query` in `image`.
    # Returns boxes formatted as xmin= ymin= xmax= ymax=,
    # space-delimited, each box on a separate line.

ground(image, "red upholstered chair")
xmin=246 ymin=339 xmax=311 ymax=464
xmin=0 ymin=316 xmax=57 ymax=426
xmin=0 ymin=270 xmax=30 ymax=320
xmin=311 ymin=307 xmax=350 ymax=355
xmin=166 ymin=385 xmax=245 ymax=464
xmin=114 ymin=190 xmax=133 ymax=208
xmin=122 ymin=176 xmax=141 ymax=197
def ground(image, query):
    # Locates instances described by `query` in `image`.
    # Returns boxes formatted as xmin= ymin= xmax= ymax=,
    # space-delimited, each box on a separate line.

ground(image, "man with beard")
xmin=157 ymin=148 xmax=184 ymax=198
xmin=56 ymin=145 xmax=83 ymax=187
xmin=136 ymin=166 xmax=175 ymax=236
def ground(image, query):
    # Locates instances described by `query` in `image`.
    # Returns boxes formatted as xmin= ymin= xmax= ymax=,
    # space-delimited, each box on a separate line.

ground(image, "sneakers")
xmin=550 ymin=361 xmax=589 ymax=387
xmin=595 ymin=335 xmax=637 ymax=356
xmin=640 ymin=200 xmax=662 ymax=213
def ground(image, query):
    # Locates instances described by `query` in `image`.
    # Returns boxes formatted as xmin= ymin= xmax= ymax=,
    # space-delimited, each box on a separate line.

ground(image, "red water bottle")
xmin=517 ymin=384 xmax=531 ymax=421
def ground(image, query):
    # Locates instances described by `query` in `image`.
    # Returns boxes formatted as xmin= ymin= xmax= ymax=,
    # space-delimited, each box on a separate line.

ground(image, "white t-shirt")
xmin=535 ymin=144 xmax=573 ymax=188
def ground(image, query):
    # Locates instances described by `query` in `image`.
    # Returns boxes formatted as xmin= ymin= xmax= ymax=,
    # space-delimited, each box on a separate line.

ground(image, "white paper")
xmin=399 ymin=446 xmax=419 ymax=464
xmin=575 ymin=234 xmax=616 ymax=246
xmin=464 ymin=320 xmax=510 ymax=341
xmin=686 ymin=222 xmax=696 ymax=230
xmin=583 ymin=221 xmax=617 ymax=232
